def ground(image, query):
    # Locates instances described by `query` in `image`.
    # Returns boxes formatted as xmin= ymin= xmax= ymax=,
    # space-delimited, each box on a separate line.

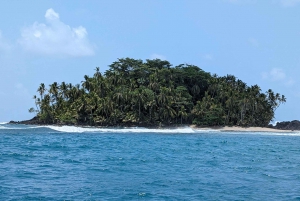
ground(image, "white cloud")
xmin=262 ymin=68 xmax=286 ymax=80
xmin=45 ymin=8 xmax=59 ymax=21
xmin=150 ymin=53 xmax=166 ymax=60
xmin=19 ymin=8 xmax=95 ymax=57
xmin=270 ymin=68 xmax=286 ymax=80
xmin=262 ymin=68 xmax=295 ymax=86
xmin=280 ymin=0 xmax=300 ymax=7
xmin=203 ymin=54 xmax=213 ymax=60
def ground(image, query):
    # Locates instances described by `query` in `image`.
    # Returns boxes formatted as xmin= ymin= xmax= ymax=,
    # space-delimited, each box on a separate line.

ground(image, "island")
xmin=14 ymin=58 xmax=288 ymax=129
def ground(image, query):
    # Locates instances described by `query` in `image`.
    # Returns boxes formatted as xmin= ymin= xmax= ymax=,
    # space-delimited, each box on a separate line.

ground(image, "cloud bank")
xmin=19 ymin=8 xmax=94 ymax=57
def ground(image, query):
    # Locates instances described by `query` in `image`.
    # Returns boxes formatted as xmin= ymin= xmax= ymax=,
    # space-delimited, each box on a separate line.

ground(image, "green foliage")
xmin=28 ymin=107 xmax=35 ymax=113
xmin=192 ymin=92 xmax=225 ymax=126
xmin=31 ymin=58 xmax=286 ymax=127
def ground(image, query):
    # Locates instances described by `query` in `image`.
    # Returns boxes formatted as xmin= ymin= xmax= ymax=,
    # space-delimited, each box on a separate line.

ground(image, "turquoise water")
xmin=1 ymin=123 xmax=300 ymax=200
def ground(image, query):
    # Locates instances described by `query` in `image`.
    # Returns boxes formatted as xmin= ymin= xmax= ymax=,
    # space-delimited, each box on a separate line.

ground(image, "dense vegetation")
xmin=29 ymin=58 xmax=286 ymax=127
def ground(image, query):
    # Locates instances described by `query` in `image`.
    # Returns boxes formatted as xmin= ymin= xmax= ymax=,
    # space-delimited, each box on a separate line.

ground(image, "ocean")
xmin=0 ymin=123 xmax=300 ymax=200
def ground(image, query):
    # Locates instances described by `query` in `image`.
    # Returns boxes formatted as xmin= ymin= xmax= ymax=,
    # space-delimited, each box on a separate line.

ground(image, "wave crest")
xmin=41 ymin=125 xmax=196 ymax=133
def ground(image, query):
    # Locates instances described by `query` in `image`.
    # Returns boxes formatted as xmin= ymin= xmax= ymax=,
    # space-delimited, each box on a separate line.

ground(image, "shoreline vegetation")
xmin=12 ymin=58 xmax=290 ymax=130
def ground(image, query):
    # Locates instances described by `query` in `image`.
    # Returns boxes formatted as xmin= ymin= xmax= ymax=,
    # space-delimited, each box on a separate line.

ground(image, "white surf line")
xmin=42 ymin=125 xmax=197 ymax=133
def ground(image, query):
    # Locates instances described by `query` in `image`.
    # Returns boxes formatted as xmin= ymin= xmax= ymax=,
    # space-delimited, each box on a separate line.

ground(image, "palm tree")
xmin=132 ymin=88 xmax=147 ymax=122
xmin=29 ymin=57 xmax=285 ymax=127
xmin=37 ymin=83 xmax=46 ymax=100
xmin=33 ymin=95 xmax=39 ymax=113
xmin=178 ymin=105 xmax=187 ymax=125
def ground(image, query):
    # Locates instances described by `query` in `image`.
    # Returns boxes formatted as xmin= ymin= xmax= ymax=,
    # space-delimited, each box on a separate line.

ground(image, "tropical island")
xmin=17 ymin=58 xmax=288 ymax=129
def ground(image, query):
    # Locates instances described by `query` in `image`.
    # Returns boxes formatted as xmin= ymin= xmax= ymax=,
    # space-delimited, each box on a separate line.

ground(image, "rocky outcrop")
xmin=9 ymin=117 xmax=40 ymax=125
xmin=273 ymin=120 xmax=300 ymax=130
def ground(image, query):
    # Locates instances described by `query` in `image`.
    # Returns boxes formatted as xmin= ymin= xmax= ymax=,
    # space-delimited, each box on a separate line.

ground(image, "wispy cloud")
xmin=203 ymin=54 xmax=213 ymax=60
xmin=269 ymin=68 xmax=286 ymax=80
xmin=280 ymin=0 xmax=300 ymax=7
xmin=150 ymin=53 xmax=166 ymax=60
xmin=19 ymin=8 xmax=95 ymax=57
xmin=262 ymin=68 xmax=295 ymax=86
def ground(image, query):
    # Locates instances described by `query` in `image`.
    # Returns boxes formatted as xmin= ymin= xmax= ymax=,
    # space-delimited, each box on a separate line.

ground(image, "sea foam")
xmin=42 ymin=125 xmax=197 ymax=134
xmin=1 ymin=124 xmax=299 ymax=136
xmin=0 ymin=125 xmax=39 ymax=130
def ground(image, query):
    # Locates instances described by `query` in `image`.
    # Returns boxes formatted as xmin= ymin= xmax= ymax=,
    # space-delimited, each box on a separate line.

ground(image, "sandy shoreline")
xmin=192 ymin=125 xmax=295 ymax=132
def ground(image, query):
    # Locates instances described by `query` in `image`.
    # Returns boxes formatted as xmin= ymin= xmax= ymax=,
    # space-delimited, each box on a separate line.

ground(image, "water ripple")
xmin=0 ymin=128 xmax=300 ymax=200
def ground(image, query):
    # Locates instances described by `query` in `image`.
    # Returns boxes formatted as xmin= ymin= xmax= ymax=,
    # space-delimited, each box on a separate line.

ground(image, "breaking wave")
xmin=0 ymin=124 xmax=219 ymax=133
xmin=1 ymin=124 xmax=300 ymax=136
xmin=41 ymin=125 xmax=198 ymax=134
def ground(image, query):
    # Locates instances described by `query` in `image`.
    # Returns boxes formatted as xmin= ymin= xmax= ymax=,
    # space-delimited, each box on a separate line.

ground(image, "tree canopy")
xmin=30 ymin=58 xmax=286 ymax=127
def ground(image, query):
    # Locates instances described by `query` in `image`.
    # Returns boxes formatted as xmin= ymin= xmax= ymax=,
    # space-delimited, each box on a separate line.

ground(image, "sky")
xmin=0 ymin=0 xmax=299 ymax=122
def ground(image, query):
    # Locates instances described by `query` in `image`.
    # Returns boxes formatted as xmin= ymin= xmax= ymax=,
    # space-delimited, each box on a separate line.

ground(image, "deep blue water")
xmin=1 ymin=124 xmax=300 ymax=200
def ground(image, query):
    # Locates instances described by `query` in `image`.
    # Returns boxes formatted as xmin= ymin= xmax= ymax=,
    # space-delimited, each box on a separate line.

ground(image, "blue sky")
xmin=0 ymin=0 xmax=299 ymax=122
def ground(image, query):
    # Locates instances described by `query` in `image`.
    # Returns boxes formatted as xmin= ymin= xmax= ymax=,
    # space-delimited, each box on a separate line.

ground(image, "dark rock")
xmin=274 ymin=120 xmax=300 ymax=130
xmin=9 ymin=116 xmax=40 ymax=125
